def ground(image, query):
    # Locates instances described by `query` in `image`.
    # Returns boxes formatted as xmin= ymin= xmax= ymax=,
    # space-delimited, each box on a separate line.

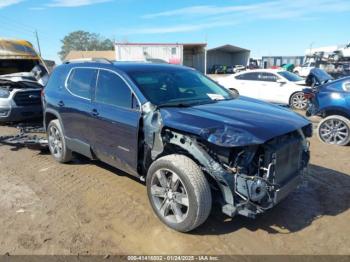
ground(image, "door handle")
xmin=91 ymin=109 xmax=99 ymax=117
xmin=58 ymin=101 xmax=64 ymax=107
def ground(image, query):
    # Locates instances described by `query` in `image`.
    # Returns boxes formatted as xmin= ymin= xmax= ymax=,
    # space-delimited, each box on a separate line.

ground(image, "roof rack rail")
xmin=63 ymin=58 xmax=114 ymax=64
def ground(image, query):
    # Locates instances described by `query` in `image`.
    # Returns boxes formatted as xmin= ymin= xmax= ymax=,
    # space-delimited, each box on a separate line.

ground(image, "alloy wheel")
xmin=150 ymin=169 xmax=189 ymax=224
xmin=48 ymin=125 xmax=63 ymax=158
xmin=319 ymin=118 xmax=350 ymax=145
xmin=291 ymin=92 xmax=308 ymax=110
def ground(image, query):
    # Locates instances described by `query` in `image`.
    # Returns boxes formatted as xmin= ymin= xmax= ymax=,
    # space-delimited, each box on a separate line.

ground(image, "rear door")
xmin=60 ymin=67 xmax=97 ymax=152
xmin=258 ymin=72 xmax=282 ymax=103
xmin=234 ymin=72 xmax=261 ymax=99
xmin=91 ymin=69 xmax=141 ymax=176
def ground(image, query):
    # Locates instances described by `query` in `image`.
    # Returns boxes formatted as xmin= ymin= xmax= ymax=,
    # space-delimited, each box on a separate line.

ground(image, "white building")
xmin=115 ymin=43 xmax=251 ymax=74
xmin=115 ymin=43 xmax=207 ymax=73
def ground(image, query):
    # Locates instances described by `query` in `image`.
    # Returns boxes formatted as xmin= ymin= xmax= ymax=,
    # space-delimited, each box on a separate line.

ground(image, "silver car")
xmin=0 ymin=70 xmax=46 ymax=123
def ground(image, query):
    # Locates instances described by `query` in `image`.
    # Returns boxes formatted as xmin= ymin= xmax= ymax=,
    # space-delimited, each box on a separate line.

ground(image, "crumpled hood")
xmin=160 ymin=96 xmax=310 ymax=147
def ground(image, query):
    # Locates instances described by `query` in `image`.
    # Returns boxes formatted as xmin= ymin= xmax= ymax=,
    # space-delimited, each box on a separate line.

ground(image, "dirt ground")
xmin=0 ymin=123 xmax=349 ymax=256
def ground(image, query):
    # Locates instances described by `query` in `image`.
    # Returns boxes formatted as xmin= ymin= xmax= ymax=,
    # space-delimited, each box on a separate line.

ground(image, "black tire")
xmin=317 ymin=115 xmax=350 ymax=146
xmin=47 ymin=119 xmax=73 ymax=163
xmin=146 ymin=154 xmax=212 ymax=232
xmin=290 ymin=91 xmax=308 ymax=110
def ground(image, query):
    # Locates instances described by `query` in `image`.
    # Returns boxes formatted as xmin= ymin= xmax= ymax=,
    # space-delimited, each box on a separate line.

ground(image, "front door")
xmin=91 ymin=69 xmax=141 ymax=176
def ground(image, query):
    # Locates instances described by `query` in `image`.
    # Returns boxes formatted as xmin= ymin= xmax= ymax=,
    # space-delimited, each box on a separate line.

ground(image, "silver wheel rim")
xmin=292 ymin=93 xmax=308 ymax=109
xmin=150 ymin=168 xmax=189 ymax=224
xmin=48 ymin=125 xmax=63 ymax=158
xmin=319 ymin=119 xmax=349 ymax=145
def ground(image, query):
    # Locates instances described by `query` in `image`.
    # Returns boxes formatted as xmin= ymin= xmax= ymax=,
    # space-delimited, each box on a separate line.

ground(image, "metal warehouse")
xmin=115 ymin=43 xmax=207 ymax=73
xmin=206 ymin=44 xmax=251 ymax=72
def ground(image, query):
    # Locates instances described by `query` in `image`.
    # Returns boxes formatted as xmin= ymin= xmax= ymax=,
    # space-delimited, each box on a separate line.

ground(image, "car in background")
xmin=226 ymin=65 xmax=245 ymax=74
xmin=42 ymin=61 xmax=311 ymax=232
xmin=304 ymin=68 xmax=350 ymax=146
xmin=0 ymin=39 xmax=49 ymax=123
xmin=209 ymin=64 xmax=226 ymax=74
xmin=218 ymin=69 xmax=308 ymax=110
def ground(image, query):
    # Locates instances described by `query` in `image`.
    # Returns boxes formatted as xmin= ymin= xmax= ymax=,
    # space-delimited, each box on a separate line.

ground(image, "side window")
xmin=236 ymin=72 xmax=259 ymax=81
xmin=259 ymin=73 xmax=278 ymax=82
xmin=95 ymin=70 xmax=132 ymax=108
xmin=67 ymin=68 xmax=97 ymax=99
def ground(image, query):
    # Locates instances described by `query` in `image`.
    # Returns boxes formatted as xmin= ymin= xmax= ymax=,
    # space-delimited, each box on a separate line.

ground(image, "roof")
xmin=208 ymin=44 xmax=250 ymax=53
xmin=0 ymin=38 xmax=39 ymax=60
xmin=115 ymin=42 xmax=207 ymax=47
xmin=61 ymin=61 xmax=193 ymax=73
xmin=65 ymin=50 xmax=116 ymax=61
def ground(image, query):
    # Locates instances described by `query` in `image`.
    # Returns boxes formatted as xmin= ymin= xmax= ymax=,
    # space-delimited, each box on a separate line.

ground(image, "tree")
xmin=58 ymin=31 xmax=114 ymax=61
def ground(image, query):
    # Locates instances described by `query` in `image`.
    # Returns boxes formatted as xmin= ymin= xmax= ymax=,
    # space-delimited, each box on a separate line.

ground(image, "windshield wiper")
xmin=157 ymin=102 xmax=192 ymax=108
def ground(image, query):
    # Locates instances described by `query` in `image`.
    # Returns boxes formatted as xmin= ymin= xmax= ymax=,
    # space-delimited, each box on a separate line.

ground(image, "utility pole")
xmin=35 ymin=30 xmax=42 ymax=56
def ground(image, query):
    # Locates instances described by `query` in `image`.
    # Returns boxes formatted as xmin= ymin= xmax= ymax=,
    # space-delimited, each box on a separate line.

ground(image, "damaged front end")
xmin=140 ymin=102 xmax=312 ymax=219
xmin=166 ymin=128 xmax=310 ymax=218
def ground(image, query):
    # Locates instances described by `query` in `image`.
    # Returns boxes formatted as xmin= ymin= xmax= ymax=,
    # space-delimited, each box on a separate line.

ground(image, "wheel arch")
xmin=321 ymin=108 xmax=350 ymax=119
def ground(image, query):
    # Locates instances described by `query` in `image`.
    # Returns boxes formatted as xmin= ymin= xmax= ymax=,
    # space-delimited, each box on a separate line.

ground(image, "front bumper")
xmin=0 ymin=105 xmax=42 ymax=122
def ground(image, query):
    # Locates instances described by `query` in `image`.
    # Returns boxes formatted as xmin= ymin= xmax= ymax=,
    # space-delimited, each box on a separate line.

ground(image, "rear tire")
xmin=317 ymin=115 xmax=350 ymax=146
xmin=146 ymin=154 xmax=212 ymax=232
xmin=290 ymin=92 xmax=308 ymax=110
xmin=47 ymin=119 xmax=73 ymax=163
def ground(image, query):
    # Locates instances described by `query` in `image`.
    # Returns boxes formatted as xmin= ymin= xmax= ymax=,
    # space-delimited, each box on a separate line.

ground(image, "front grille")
xmin=13 ymin=90 xmax=41 ymax=106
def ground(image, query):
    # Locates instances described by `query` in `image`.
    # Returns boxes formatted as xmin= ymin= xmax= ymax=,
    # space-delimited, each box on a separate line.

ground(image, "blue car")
xmin=304 ymin=68 xmax=350 ymax=146
xmin=43 ymin=61 xmax=311 ymax=232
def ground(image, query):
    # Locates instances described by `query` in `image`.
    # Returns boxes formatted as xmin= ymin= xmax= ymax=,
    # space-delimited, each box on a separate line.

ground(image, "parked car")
xmin=294 ymin=61 xmax=316 ymax=77
xmin=304 ymin=68 xmax=350 ymax=146
xmin=225 ymin=65 xmax=245 ymax=74
xmin=43 ymin=61 xmax=312 ymax=232
xmin=218 ymin=69 xmax=308 ymax=109
xmin=0 ymin=39 xmax=48 ymax=122
xmin=210 ymin=64 xmax=226 ymax=74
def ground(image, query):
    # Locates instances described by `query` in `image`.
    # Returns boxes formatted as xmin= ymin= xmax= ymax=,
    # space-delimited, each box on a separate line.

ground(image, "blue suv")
xmin=43 ymin=61 xmax=312 ymax=232
xmin=304 ymin=68 xmax=350 ymax=146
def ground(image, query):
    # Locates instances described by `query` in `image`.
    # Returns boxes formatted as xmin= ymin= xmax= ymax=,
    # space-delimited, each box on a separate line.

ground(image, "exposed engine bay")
xmin=140 ymin=104 xmax=312 ymax=218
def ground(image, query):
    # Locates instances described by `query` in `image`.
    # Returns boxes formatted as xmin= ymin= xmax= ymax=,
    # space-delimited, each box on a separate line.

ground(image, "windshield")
xmin=128 ymin=69 xmax=235 ymax=106
xmin=278 ymin=71 xmax=304 ymax=82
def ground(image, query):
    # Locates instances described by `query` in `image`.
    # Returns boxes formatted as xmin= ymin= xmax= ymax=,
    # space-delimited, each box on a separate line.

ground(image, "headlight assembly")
xmin=342 ymin=81 xmax=350 ymax=92
xmin=0 ymin=88 xmax=10 ymax=98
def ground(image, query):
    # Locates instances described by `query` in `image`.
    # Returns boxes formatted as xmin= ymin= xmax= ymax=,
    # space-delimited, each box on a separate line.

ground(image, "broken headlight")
xmin=206 ymin=126 xmax=261 ymax=147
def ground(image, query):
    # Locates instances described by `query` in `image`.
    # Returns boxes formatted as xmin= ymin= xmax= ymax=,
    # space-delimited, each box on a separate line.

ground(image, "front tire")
xmin=146 ymin=154 xmax=212 ymax=232
xmin=290 ymin=92 xmax=308 ymax=110
xmin=47 ymin=119 xmax=73 ymax=163
xmin=317 ymin=115 xmax=350 ymax=146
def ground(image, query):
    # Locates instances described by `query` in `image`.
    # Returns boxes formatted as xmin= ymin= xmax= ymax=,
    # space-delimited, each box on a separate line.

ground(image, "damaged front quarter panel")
xmin=141 ymin=103 xmax=311 ymax=219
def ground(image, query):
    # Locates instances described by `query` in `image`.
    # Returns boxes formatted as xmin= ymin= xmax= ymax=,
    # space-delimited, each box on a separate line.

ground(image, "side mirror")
xmin=277 ymin=79 xmax=286 ymax=84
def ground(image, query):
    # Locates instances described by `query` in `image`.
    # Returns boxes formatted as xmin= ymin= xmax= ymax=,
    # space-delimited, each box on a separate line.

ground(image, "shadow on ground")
xmin=194 ymin=164 xmax=350 ymax=235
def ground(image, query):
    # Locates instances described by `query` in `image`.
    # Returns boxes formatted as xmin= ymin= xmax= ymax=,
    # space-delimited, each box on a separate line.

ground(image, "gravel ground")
xmin=0 ymin=123 xmax=349 ymax=255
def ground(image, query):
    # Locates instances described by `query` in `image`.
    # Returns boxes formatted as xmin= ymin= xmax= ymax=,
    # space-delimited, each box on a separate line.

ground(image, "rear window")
xmin=66 ymin=68 xmax=97 ymax=99
xmin=236 ymin=72 xmax=259 ymax=81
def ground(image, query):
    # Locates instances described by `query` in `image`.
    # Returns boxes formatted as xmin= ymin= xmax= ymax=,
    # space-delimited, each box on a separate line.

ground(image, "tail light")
xmin=41 ymin=88 xmax=45 ymax=97
xmin=303 ymin=92 xmax=314 ymax=99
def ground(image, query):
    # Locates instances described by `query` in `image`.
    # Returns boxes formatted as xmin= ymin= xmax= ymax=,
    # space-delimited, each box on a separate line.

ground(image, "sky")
xmin=0 ymin=0 xmax=349 ymax=63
